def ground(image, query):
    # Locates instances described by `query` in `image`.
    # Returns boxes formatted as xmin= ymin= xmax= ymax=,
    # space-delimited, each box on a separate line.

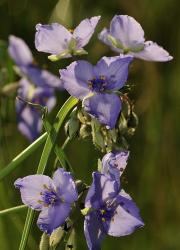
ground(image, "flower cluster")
xmin=14 ymin=14 xmax=172 ymax=250
xmin=8 ymin=35 xmax=63 ymax=141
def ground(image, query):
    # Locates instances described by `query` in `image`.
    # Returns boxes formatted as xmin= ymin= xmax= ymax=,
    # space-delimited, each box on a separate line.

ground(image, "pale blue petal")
xmin=110 ymin=15 xmax=145 ymax=48
xmin=14 ymin=175 xmax=54 ymax=210
xmin=53 ymin=168 xmax=78 ymax=203
xmin=35 ymin=23 xmax=72 ymax=55
xmin=37 ymin=203 xmax=71 ymax=234
xmin=8 ymin=35 xmax=33 ymax=65
xmin=102 ymin=151 xmax=129 ymax=184
xmin=73 ymin=16 xmax=101 ymax=48
xmin=60 ymin=60 xmax=93 ymax=99
xmin=83 ymin=93 xmax=121 ymax=129
xmin=85 ymin=172 xmax=118 ymax=209
xmin=107 ymin=189 xmax=144 ymax=236
xmin=22 ymin=65 xmax=63 ymax=89
xmin=84 ymin=212 xmax=105 ymax=250
xmin=132 ymin=41 xmax=173 ymax=61
xmin=94 ymin=55 xmax=133 ymax=90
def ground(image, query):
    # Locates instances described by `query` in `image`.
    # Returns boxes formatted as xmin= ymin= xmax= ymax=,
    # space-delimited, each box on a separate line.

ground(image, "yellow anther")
xmin=100 ymin=209 xmax=106 ymax=215
xmin=100 ymin=75 xmax=106 ymax=80
xmin=102 ymin=218 xmax=106 ymax=222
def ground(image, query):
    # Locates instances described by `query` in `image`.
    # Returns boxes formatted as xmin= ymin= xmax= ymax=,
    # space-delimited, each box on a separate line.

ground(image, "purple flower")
xmin=99 ymin=15 xmax=173 ymax=62
xmin=101 ymin=150 xmax=129 ymax=185
xmin=60 ymin=55 xmax=133 ymax=129
xmin=35 ymin=16 xmax=101 ymax=60
xmin=8 ymin=35 xmax=62 ymax=141
xmin=16 ymin=78 xmax=56 ymax=141
xmin=8 ymin=35 xmax=63 ymax=89
xmin=15 ymin=168 xmax=78 ymax=234
xmin=84 ymin=172 xmax=144 ymax=250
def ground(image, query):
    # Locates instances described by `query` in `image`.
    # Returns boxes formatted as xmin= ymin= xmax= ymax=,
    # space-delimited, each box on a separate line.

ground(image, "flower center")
xmin=40 ymin=184 xmax=58 ymax=207
xmin=88 ymin=75 xmax=107 ymax=92
xmin=98 ymin=207 xmax=114 ymax=222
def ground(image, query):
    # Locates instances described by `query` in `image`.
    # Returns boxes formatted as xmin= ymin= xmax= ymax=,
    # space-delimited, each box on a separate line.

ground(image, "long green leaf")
xmin=0 ymin=205 xmax=27 ymax=216
xmin=41 ymin=107 xmax=69 ymax=170
xmin=19 ymin=96 xmax=78 ymax=250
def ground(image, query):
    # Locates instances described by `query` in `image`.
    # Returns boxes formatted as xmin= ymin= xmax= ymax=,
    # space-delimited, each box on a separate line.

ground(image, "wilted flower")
xmin=99 ymin=15 xmax=173 ymax=62
xmin=8 ymin=35 xmax=62 ymax=141
xmin=35 ymin=16 xmax=101 ymax=61
xmin=60 ymin=55 xmax=133 ymax=129
xmin=101 ymin=150 xmax=129 ymax=185
xmin=15 ymin=168 xmax=78 ymax=234
xmin=83 ymin=172 xmax=144 ymax=250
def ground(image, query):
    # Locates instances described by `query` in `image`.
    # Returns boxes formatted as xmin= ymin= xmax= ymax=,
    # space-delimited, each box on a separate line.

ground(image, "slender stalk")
xmin=61 ymin=137 xmax=71 ymax=150
xmin=0 ymin=132 xmax=47 ymax=181
xmin=0 ymin=205 xmax=27 ymax=216
xmin=19 ymin=96 xmax=78 ymax=250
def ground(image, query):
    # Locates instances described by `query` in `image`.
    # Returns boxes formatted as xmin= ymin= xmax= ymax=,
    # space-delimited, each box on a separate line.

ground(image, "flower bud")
xmin=65 ymin=108 xmax=80 ymax=139
xmin=79 ymin=124 xmax=91 ymax=139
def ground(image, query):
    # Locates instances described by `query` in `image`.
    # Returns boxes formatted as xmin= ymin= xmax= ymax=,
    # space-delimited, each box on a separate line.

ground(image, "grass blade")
xmin=0 ymin=132 xmax=47 ymax=181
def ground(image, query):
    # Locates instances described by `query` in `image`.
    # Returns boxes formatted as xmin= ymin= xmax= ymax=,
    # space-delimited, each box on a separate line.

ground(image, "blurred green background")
xmin=0 ymin=0 xmax=180 ymax=249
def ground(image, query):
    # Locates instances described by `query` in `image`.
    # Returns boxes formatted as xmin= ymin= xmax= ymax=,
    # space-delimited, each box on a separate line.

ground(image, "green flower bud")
xmin=65 ymin=108 xmax=80 ymax=139
xmin=50 ymin=227 xmax=65 ymax=248
xmin=39 ymin=233 xmax=49 ymax=250
xmin=91 ymin=119 xmax=105 ymax=152
xmin=79 ymin=124 xmax=91 ymax=139
xmin=65 ymin=228 xmax=76 ymax=250
xmin=118 ymin=113 xmax=128 ymax=134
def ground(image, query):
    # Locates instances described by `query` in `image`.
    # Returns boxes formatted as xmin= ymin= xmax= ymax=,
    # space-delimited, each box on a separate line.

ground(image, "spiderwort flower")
xmin=60 ymin=55 xmax=133 ymax=129
xmin=101 ymin=150 xmax=129 ymax=185
xmin=8 ymin=35 xmax=62 ymax=141
xmin=99 ymin=15 xmax=173 ymax=62
xmin=83 ymin=172 xmax=144 ymax=250
xmin=8 ymin=35 xmax=62 ymax=89
xmin=35 ymin=16 xmax=101 ymax=61
xmin=14 ymin=168 xmax=78 ymax=234
xmin=16 ymin=78 xmax=56 ymax=141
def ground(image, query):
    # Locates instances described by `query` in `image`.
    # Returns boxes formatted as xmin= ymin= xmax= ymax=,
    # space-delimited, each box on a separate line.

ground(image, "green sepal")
xmin=48 ymin=50 xmax=70 ymax=61
xmin=107 ymin=35 xmax=125 ymax=50
xmin=73 ymin=48 xmax=88 ymax=56
xmin=68 ymin=38 xmax=77 ymax=51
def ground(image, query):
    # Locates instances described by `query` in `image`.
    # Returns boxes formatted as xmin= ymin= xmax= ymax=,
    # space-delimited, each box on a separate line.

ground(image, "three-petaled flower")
xmin=99 ymin=15 xmax=173 ymax=62
xmin=83 ymin=172 xmax=144 ymax=250
xmin=60 ymin=55 xmax=133 ymax=129
xmin=14 ymin=168 xmax=78 ymax=234
xmin=35 ymin=16 xmax=101 ymax=61
xmin=8 ymin=35 xmax=62 ymax=141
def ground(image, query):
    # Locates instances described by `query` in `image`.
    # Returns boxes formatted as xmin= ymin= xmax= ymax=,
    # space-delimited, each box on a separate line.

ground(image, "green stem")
xmin=0 ymin=205 xmax=27 ymax=216
xmin=0 ymin=132 xmax=47 ymax=181
xmin=19 ymin=96 xmax=78 ymax=250
xmin=61 ymin=137 xmax=71 ymax=150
